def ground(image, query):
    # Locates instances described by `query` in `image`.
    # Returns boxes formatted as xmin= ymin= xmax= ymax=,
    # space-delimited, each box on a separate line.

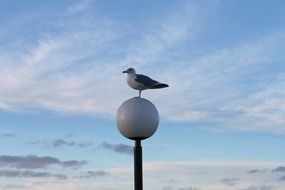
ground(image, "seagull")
xmin=122 ymin=68 xmax=169 ymax=97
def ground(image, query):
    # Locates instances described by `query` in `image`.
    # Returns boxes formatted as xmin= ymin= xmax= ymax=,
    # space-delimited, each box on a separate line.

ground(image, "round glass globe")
xmin=116 ymin=97 xmax=159 ymax=140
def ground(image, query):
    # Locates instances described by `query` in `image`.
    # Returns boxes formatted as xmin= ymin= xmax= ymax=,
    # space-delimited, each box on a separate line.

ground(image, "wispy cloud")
xmin=74 ymin=170 xmax=109 ymax=179
xmin=1 ymin=160 xmax=283 ymax=190
xmin=177 ymin=187 xmax=200 ymax=190
xmin=99 ymin=142 xmax=132 ymax=155
xmin=110 ymin=161 xmax=285 ymax=190
xmin=0 ymin=2 xmax=124 ymax=115
xmin=220 ymin=178 xmax=240 ymax=186
xmin=0 ymin=0 xmax=284 ymax=135
xmin=0 ymin=0 xmax=202 ymax=115
xmin=61 ymin=160 xmax=87 ymax=168
xmin=0 ymin=155 xmax=87 ymax=169
xmin=162 ymin=187 xmax=200 ymax=190
xmin=0 ymin=133 xmax=15 ymax=138
xmin=67 ymin=0 xmax=96 ymax=14
xmin=29 ymin=141 xmax=50 ymax=149
xmin=158 ymin=30 xmax=285 ymax=133
xmin=247 ymin=169 xmax=267 ymax=174
xmin=162 ymin=186 xmax=175 ymax=190
xmin=52 ymin=139 xmax=75 ymax=148
xmin=272 ymin=166 xmax=285 ymax=172
xmin=0 ymin=155 xmax=59 ymax=169
xmin=28 ymin=139 xmax=93 ymax=149
xmin=0 ymin=169 xmax=67 ymax=180
xmin=240 ymin=186 xmax=279 ymax=190
xmin=1 ymin=184 xmax=26 ymax=190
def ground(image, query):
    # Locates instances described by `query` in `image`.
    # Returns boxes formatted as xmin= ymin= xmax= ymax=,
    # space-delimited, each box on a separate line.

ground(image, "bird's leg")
xmin=139 ymin=90 xmax=141 ymax=98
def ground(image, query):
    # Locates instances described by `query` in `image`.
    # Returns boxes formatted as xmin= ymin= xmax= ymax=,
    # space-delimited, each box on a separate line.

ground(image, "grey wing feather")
xmin=135 ymin=74 xmax=159 ymax=86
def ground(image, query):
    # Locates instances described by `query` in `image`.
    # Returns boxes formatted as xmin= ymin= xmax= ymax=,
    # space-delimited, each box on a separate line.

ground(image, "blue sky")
xmin=0 ymin=0 xmax=285 ymax=190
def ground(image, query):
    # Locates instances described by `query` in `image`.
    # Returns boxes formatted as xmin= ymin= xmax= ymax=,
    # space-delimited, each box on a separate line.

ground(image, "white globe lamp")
xmin=116 ymin=97 xmax=160 ymax=190
xmin=116 ymin=97 xmax=159 ymax=140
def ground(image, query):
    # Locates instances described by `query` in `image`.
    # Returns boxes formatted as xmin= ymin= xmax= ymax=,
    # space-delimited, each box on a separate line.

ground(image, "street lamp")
xmin=116 ymin=97 xmax=159 ymax=190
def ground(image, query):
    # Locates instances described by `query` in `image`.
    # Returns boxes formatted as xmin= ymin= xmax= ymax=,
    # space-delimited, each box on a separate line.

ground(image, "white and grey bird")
xmin=122 ymin=68 xmax=169 ymax=97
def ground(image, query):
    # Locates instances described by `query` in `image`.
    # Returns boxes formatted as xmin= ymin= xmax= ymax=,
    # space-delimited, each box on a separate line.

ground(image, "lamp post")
xmin=116 ymin=97 xmax=159 ymax=190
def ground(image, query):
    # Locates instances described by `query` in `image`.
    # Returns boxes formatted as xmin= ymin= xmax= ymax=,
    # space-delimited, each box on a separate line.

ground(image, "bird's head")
xmin=122 ymin=68 xmax=136 ymax=74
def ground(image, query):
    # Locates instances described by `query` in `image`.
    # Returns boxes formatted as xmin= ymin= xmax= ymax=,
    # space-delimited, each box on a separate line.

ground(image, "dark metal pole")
xmin=134 ymin=140 xmax=143 ymax=190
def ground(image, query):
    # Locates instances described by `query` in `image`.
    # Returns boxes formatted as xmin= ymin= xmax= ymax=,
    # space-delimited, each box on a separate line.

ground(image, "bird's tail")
xmin=151 ymin=83 xmax=169 ymax=89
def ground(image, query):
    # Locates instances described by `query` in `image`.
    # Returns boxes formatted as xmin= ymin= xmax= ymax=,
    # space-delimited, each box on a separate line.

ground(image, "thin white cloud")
xmin=1 ymin=160 xmax=284 ymax=190
xmin=67 ymin=0 xmax=96 ymax=14
xmin=0 ymin=1 xmax=284 ymax=134
xmin=154 ymin=30 xmax=285 ymax=133
xmin=109 ymin=161 xmax=285 ymax=190
xmin=222 ymin=76 xmax=285 ymax=133
xmin=121 ymin=5 xmax=198 ymax=68
xmin=0 ymin=0 xmax=201 ymax=116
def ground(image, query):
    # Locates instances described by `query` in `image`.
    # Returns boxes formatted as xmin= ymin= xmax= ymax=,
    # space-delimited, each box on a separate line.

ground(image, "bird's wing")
xmin=135 ymin=74 xmax=159 ymax=87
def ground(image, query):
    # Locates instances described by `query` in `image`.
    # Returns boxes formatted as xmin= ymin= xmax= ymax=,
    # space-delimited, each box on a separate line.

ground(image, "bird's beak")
xmin=122 ymin=70 xmax=127 ymax=73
